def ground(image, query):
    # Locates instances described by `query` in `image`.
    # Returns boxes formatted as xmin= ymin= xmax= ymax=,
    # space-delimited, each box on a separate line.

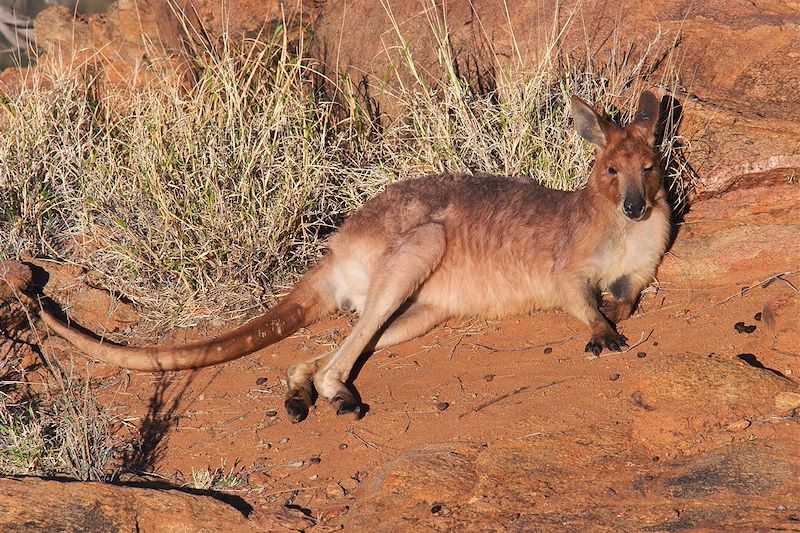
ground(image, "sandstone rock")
xmin=658 ymin=183 xmax=800 ymax=287
xmin=0 ymin=260 xmax=32 ymax=301
xmin=775 ymin=391 xmax=800 ymax=413
xmin=628 ymin=353 xmax=794 ymax=445
xmin=0 ymin=65 xmax=36 ymax=100
xmin=344 ymin=435 xmax=800 ymax=532
xmin=31 ymin=1 xmax=311 ymax=91
xmin=183 ymin=0 xmax=313 ymax=38
xmin=33 ymin=259 xmax=139 ymax=336
xmin=763 ymin=293 xmax=800 ymax=355
xmin=0 ymin=476 xmax=310 ymax=532
xmin=0 ymin=261 xmax=37 ymax=344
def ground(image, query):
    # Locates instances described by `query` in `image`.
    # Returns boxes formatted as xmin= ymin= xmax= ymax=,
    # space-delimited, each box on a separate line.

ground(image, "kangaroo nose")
xmin=623 ymin=196 xmax=646 ymax=220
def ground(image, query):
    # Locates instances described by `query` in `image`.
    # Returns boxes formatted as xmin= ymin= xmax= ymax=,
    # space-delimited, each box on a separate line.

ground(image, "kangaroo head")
xmin=571 ymin=91 xmax=662 ymax=221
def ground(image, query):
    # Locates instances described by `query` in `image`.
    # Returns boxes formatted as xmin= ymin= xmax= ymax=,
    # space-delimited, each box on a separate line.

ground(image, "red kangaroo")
xmin=41 ymin=91 xmax=670 ymax=422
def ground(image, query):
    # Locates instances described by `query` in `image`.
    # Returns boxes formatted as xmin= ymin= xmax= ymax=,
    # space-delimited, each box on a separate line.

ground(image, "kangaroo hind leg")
xmin=284 ymin=301 xmax=447 ymax=423
xmin=315 ymin=222 xmax=447 ymax=418
xmin=285 ymin=351 xmax=334 ymax=423
xmin=371 ymin=302 xmax=450 ymax=351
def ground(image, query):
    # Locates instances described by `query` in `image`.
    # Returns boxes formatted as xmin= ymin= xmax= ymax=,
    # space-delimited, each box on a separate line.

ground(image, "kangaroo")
xmin=41 ymin=91 xmax=670 ymax=423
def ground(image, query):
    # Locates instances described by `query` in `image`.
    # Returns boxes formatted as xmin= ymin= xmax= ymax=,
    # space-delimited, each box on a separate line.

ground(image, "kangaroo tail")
xmin=40 ymin=261 xmax=335 ymax=372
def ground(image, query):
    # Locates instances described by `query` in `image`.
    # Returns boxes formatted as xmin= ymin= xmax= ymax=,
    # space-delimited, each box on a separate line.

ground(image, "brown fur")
xmin=40 ymin=92 xmax=671 ymax=423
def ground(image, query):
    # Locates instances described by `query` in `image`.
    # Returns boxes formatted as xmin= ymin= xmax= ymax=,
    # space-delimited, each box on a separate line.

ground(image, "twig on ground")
xmin=345 ymin=428 xmax=392 ymax=457
xmin=683 ymin=270 xmax=799 ymax=321
xmin=459 ymin=378 xmax=572 ymax=419
xmin=474 ymin=333 xmax=582 ymax=354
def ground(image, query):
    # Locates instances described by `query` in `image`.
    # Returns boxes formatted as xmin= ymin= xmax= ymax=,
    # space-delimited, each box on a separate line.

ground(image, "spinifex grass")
xmin=0 ymin=19 xmax=688 ymax=333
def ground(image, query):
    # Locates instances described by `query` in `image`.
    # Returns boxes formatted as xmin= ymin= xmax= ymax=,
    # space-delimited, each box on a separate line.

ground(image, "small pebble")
xmin=652 ymin=456 xmax=660 ymax=462
xmin=309 ymin=456 xmax=321 ymax=464
xmin=636 ymin=351 xmax=647 ymax=358
xmin=754 ymin=312 xmax=762 ymax=321
xmin=726 ymin=419 xmax=751 ymax=432
xmin=431 ymin=504 xmax=443 ymax=514
xmin=265 ymin=409 xmax=278 ymax=417
xmin=339 ymin=477 xmax=359 ymax=492
xmin=653 ymin=341 xmax=659 ymax=346
xmin=309 ymin=474 xmax=319 ymax=480
xmin=339 ymin=443 xmax=348 ymax=450
xmin=198 ymin=394 xmax=205 ymax=401
xmin=255 ymin=377 xmax=268 ymax=386
xmin=543 ymin=347 xmax=553 ymax=354
xmin=609 ymin=373 xmax=620 ymax=381
xmin=325 ymin=483 xmax=344 ymax=498
xmin=483 ymin=374 xmax=495 ymax=382
xmin=279 ymin=437 xmax=289 ymax=445
xmin=287 ymin=460 xmax=304 ymax=468
xmin=437 ymin=401 xmax=450 ymax=412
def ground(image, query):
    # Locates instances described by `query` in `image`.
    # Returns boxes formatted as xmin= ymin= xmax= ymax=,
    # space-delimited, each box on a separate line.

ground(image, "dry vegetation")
xmin=0 ymin=11 xmax=690 ymax=481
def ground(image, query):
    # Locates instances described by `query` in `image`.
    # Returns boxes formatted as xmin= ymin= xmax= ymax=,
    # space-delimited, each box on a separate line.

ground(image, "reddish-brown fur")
xmin=41 ymin=91 xmax=670 ymax=423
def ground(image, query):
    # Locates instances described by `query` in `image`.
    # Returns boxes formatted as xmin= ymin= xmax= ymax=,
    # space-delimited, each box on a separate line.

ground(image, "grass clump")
xmin=0 ymin=12 xmax=689 ymax=331
xmin=188 ymin=459 xmax=246 ymax=491
xmin=0 ymin=351 xmax=118 ymax=481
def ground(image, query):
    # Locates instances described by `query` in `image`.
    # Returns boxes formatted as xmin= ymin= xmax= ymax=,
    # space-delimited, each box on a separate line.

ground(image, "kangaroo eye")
xmin=643 ymin=165 xmax=654 ymax=174
xmin=607 ymin=167 xmax=618 ymax=176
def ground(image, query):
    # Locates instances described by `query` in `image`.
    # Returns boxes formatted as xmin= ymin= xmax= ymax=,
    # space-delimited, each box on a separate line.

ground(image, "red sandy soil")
xmin=72 ymin=270 xmax=799 ymax=530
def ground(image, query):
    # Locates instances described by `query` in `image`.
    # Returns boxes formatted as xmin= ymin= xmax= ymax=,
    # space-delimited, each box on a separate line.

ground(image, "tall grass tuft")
xmin=0 ymin=349 xmax=118 ymax=481
xmin=0 ymin=13 xmax=689 ymax=332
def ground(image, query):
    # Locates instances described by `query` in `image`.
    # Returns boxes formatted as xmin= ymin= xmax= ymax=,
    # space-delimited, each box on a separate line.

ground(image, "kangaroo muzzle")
xmin=622 ymin=192 xmax=646 ymax=220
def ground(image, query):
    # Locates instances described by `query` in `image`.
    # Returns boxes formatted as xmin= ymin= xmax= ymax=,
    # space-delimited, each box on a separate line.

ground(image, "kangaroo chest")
xmin=591 ymin=209 xmax=670 ymax=289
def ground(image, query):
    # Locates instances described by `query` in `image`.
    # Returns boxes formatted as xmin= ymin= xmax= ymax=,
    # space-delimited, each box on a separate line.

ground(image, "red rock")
xmin=0 ymin=475 xmax=303 ymax=532
xmin=763 ymin=293 xmax=800 ymax=355
xmin=0 ymin=261 xmax=36 ymax=343
xmin=658 ymin=184 xmax=800 ymax=287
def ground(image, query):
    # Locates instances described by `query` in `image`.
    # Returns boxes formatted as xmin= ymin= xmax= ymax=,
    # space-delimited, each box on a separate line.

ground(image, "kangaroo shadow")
xmin=656 ymin=93 xmax=697 ymax=249
xmin=117 ymin=373 xmax=195 ymax=476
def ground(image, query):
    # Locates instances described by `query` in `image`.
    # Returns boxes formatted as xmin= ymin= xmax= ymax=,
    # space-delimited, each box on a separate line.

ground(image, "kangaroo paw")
xmin=584 ymin=332 xmax=628 ymax=356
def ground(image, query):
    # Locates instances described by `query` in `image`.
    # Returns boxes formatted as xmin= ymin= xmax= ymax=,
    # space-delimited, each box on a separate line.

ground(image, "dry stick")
xmin=458 ymin=378 xmax=572 ymax=419
xmin=345 ymin=428 xmax=392 ymax=458
xmin=683 ymin=270 xmax=799 ymax=321
xmin=474 ymin=333 xmax=583 ymax=354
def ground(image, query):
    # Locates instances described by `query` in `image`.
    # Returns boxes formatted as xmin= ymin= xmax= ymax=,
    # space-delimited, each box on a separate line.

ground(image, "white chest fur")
xmin=594 ymin=207 xmax=670 ymax=289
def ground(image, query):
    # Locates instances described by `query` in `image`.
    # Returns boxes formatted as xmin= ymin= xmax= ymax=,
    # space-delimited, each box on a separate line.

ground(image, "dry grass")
xmin=0 ymin=348 xmax=118 ymax=481
xmin=187 ymin=459 xmax=246 ymax=491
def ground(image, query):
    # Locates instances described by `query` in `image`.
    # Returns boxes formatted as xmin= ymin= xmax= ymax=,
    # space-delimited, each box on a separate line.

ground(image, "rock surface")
xmin=0 ymin=476 xmax=312 ymax=532
xmin=345 ymin=433 xmax=800 ymax=532
xmin=658 ymin=183 xmax=800 ymax=286
xmin=763 ymin=292 xmax=800 ymax=356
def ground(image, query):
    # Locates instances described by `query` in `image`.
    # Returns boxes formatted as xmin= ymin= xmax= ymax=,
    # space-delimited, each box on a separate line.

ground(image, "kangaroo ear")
xmin=632 ymin=91 xmax=660 ymax=140
xmin=571 ymin=95 xmax=608 ymax=147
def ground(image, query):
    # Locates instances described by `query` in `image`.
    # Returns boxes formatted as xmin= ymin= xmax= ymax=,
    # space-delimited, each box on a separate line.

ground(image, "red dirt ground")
xmin=60 ymin=269 xmax=799 ymax=531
